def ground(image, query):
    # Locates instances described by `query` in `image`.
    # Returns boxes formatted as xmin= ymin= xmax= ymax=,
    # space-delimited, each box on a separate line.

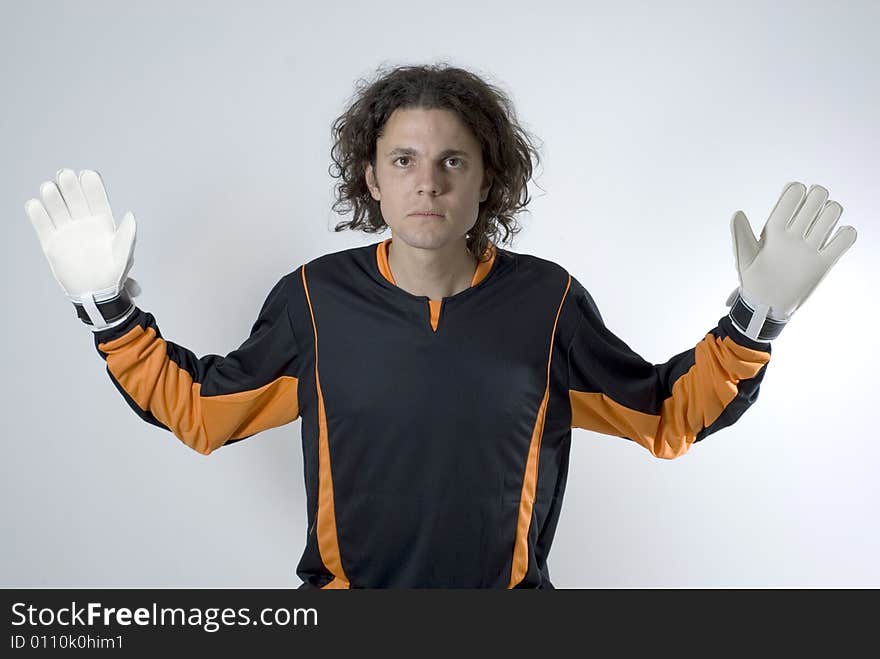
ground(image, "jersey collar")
xmin=375 ymin=238 xmax=496 ymax=288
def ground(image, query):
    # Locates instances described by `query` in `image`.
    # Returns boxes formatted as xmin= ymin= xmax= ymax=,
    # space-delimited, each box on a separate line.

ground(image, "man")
xmin=25 ymin=64 xmax=857 ymax=588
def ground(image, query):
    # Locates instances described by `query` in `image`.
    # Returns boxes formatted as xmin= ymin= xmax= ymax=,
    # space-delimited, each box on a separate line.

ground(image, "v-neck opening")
xmin=373 ymin=238 xmax=499 ymax=333
xmin=375 ymin=238 xmax=497 ymax=303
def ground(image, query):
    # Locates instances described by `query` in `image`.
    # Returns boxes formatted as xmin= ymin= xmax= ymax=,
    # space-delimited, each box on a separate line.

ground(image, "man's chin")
xmin=391 ymin=226 xmax=462 ymax=252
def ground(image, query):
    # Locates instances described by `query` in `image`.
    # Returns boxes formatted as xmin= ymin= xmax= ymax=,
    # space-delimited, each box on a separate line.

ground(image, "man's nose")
xmin=415 ymin=165 xmax=443 ymax=195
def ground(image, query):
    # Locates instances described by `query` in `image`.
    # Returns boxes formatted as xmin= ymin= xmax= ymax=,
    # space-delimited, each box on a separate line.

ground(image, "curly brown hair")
xmin=328 ymin=61 xmax=544 ymax=262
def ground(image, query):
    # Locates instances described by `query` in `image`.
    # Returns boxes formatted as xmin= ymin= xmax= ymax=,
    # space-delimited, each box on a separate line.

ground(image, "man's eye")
xmin=393 ymin=156 xmax=464 ymax=168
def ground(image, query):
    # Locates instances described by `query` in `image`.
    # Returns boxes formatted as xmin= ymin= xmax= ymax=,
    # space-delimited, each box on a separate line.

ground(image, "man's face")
xmin=364 ymin=107 xmax=492 ymax=252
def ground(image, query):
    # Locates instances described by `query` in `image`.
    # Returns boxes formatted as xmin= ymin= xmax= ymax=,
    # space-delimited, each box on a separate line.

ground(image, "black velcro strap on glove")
xmin=728 ymin=292 xmax=787 ymax=342
xmin=73 ymin=289 xmax=134 ymax=327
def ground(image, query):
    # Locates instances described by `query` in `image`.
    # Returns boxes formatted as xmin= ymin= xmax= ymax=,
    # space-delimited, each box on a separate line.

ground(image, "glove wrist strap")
xmin=71 ymin=289 xmax=135 ymax=331
xmin=728 ymin=291 xmax=787 ymax=342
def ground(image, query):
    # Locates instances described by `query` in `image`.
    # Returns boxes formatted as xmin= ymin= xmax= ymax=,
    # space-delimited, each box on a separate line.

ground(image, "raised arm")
xmin=568 ymin=180 xmax=857 ymax=459
xmin=26 ymin=169 xmax=301 ymax=455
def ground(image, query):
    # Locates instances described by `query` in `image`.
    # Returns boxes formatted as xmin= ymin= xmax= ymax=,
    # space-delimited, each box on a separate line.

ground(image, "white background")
xmin=2 ymin=0 xmax=877 ymax=587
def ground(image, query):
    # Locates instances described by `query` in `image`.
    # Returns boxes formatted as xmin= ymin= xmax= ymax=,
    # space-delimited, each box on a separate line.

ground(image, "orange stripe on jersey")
xmin=301 ymin=265 xmax=351 ymax=589
xmin=508 ymin=274 xmax=572 ymax=588
xmin=97 ymin=326 xmax=299 ymax=455
xmin=569 ymin=333 xmax=771 ymax=459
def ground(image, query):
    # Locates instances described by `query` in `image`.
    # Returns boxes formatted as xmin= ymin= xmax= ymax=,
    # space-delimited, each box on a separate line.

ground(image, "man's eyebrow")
xmin=386 ymin=147 xmax=471 ymax=158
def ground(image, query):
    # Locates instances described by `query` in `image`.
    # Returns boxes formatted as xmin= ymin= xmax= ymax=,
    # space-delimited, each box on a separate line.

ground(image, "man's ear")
xmin=365 ymin=161 xmax=381 ymax=201
xmin=479 ymin=168 xmax=493 ymax=203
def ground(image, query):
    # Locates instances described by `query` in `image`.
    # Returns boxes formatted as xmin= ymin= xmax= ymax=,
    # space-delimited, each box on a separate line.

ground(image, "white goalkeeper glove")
xmin=726 ymin=181 xmax=857 ymax=342
xmin=26 ymin=168 xmax=141 ymax=332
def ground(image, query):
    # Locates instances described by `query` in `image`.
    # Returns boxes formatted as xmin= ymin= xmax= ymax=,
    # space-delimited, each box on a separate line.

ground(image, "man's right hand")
xmin=26 ymin=168 xmax=140 ymax=331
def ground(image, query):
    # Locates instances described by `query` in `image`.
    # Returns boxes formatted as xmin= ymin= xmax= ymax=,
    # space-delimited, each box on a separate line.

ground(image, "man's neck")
xmin=387 ymin=237 xmax=477 ymax=301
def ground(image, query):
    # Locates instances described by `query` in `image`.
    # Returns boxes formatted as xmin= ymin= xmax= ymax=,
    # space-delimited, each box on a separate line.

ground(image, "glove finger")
xmin=80 ymin=170 xmax=116 ymax=231
xmin=819 ymin=225 xmax=857 ymax=266
xmin=788 ymin=184 xmax=828 ymax=237
xmin=39 ymin=180 xmax=72 ymax=229
xmin=731 ymin=211 xmax=759 ymax=271
xmin=113 ymin=211 xmax=137 ymax=267
xmin=56 ymin=168 xmax=92 ymax=221
xmin=805 ymin=200 xmax=843 ymax=251
xmin=25 ymin=198 xmax=55 ymax=249
xmin=767 ymin=181 xmax=807 ymax=233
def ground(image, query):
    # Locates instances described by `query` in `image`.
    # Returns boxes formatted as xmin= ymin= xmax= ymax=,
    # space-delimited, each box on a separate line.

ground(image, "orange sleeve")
xmin=93 ymin=275 xmax=301 ymax=455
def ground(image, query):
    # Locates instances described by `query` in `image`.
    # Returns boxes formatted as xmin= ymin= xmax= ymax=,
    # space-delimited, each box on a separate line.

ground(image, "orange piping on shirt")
xmin=508 ymin=274 xmax=572 ymax=588
xmin=301 ymin=265 xmax=350 ymax=589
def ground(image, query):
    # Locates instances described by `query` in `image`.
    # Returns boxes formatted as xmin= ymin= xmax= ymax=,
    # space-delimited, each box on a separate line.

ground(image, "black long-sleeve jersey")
xmin=92 ymin=238 xmax=772 ymax=588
